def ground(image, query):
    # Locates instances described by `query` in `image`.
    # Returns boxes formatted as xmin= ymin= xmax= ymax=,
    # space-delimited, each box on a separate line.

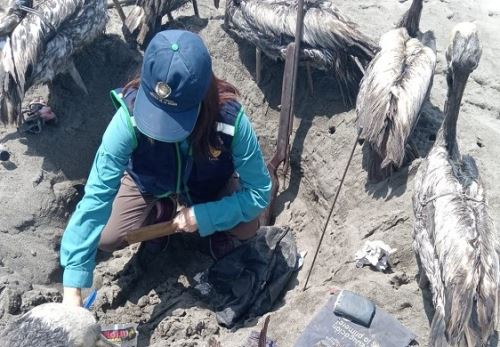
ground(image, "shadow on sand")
xmin=227 ymin=32 xmax=355 ymax=221
xmin=361 ymin=101 xmax=445 ymax=201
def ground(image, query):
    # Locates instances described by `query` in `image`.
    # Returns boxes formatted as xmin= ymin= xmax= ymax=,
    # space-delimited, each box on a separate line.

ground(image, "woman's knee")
xmin=98 ymin=231 xmax=126 ymax=253
xmin=229 ymin=218 xmax=259 ymax=240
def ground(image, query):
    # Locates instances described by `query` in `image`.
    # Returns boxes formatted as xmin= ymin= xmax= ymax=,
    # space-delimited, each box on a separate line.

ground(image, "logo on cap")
xmin=152 ymin=82 xmax=178 ymax=106
xmin=155 ymin=82 xmax=171 ymax=99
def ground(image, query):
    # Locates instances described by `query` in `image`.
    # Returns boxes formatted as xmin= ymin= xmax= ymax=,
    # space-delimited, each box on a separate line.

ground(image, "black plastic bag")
xmin=199 ymin=226 xmax=298 ymax=327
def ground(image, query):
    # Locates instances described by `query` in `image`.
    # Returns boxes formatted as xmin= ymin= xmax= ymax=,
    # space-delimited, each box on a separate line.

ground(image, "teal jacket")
xmin=60 ymin=104 xmax=271 ymax=288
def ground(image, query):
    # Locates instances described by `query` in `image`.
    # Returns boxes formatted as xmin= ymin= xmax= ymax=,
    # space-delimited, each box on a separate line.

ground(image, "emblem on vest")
xmin=152 ymin=82 xmax=178 ymax=106
xmin=209 ymin=146 xmax=221 ymax=159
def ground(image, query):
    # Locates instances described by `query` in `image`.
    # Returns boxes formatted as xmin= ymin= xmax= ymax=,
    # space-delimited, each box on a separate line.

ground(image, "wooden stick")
xmin=258 ymin=0 xmax=305 ymax=226
xmin=106 ymin=0 xmax=135 ymax=9
xmin=125 ymin=220 xmax=179 ymax=245
xmin=192 ymin=0 xmax=200 ymax=17
xmin=167 ymin=11 xmax=174 ymax=22
xmin=258 ymin=316 xmax=271 ymax=347
xmin=111 ymin=0 xmax=127 ymax=24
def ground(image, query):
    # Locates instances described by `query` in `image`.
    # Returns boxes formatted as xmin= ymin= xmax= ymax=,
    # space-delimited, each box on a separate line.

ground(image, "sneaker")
xmin=209 ymin=232 xmax=239 ymax=260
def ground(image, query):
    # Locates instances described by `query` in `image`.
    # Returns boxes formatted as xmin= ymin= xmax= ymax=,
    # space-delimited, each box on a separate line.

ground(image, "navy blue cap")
xmin=133 ymin=30 xmax=212 ymax=142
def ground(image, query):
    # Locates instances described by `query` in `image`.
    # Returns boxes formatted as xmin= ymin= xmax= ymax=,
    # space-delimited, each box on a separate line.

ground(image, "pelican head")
xmin=442 ymin=22 xmax=482 ymax=155
xmin=446 ymin=22 xmax=482 ymax=75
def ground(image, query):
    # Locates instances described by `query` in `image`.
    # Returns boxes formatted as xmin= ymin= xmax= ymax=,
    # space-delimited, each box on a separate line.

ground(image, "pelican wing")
xmin=225 ymin=0 xmax=376 ymax=104
xmin=356 ymin=28 xmax=436 ymax=169
xmin=0 ymin=0 xmax=106 ymax=124
xmin=235 ymin=0 xmax=376 ymax=63
xmin=30 ymin=0 xmax=107 ymax=85
xmin=413 ymin=146 xmax=499 ymax=345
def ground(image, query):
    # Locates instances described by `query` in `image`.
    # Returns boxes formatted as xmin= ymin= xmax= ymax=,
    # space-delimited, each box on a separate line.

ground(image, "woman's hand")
xmin=174 ymin=207 xmax=198 ymax=233
xmin=63 ymin=287 xmax=82 ymax=307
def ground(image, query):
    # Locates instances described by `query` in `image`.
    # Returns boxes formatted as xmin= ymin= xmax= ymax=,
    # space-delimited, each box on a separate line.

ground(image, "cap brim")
xmin=133 ymin=86 xmax=199 ymax=142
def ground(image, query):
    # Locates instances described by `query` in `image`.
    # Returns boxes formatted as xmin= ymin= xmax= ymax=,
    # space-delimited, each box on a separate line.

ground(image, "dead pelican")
xmin=356 ymin=0 xmax=436 ymax=181
xmin=0 ymin=0 xmax=107 ymax=125
xmin=413 ymin=23 xmax=499 ymax=346
xmin=123 ymin=0 xmax=201 ymax=47
xmin=224 ymin=0 xmax=377 ymax=105
xmin=0 ymin=303 xmax=112 ymax=346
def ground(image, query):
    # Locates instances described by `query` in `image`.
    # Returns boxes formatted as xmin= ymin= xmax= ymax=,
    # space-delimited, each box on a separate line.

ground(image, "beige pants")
xmin=98 ymin=173 xmax=258 ymax=252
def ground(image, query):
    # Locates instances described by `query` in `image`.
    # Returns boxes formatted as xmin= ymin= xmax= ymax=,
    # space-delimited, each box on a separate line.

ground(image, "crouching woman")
xmin=60 ymin=29 xmax=271 ymax=306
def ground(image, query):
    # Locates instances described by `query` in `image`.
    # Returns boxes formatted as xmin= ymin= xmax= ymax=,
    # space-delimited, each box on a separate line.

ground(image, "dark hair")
xmin=123 ymin=74 xmax=239 ymax=157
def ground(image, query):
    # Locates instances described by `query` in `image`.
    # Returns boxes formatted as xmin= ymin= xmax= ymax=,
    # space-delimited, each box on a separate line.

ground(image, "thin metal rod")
xmin=256 ymin=47 xmax=262 ymax=84
xmin=302 ymin=133 xmax=360 ymax=291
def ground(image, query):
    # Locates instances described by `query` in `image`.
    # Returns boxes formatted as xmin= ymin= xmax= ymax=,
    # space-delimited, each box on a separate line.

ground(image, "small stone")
xmin=398 ymin=302 xmax=413 ymax=310
xmin=172 ymin=308 xmax=186 ymax=317
xmin=137 ymin=296 xmax=149 ymax=308
xmin=390 ymin=272 xmax=410 ymax=289
xmin=30 ymin=250 xmax=37 ymax=257
xmin=31 ymin=171 xmax=44 ymax=187
xmin=195 ymin=321 xmax=205 ymax=334
xmin=1 ymin=289 xmax=22 ymax=314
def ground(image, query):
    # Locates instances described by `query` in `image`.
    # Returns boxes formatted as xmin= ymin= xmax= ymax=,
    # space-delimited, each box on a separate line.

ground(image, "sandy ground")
xmin=1 ymin=0 xmax=500 ymax=346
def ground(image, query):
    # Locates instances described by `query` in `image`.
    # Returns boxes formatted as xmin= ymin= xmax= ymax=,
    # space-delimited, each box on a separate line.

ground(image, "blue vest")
xmin=110 ymin=88 xmax=241 ymax=204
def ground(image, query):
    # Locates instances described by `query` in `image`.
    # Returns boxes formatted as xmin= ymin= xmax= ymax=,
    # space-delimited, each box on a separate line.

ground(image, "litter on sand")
xmin=354 ymin=240 xmax=397 ymax=271
xmin=100 ymin=323 xmax=139 ymax=347
xmin=293 ymin=289 xmax=417 ymax=347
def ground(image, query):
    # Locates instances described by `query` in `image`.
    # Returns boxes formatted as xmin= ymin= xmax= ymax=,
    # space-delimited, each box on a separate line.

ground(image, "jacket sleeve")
xmin=193 ymin=111 xmax=271 ymax=236
xmin=60 ymin=108 xmax=135 ymax=288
